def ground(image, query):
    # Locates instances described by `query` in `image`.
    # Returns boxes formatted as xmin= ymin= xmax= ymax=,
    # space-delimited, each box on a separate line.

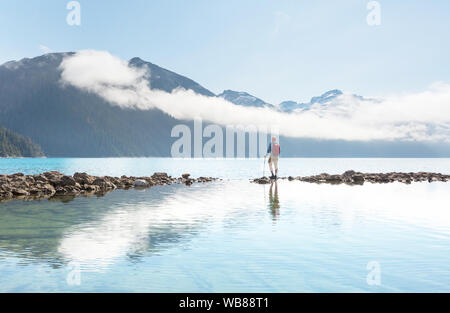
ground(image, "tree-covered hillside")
xmin=0 ymin=125 xmax=44 ymax=157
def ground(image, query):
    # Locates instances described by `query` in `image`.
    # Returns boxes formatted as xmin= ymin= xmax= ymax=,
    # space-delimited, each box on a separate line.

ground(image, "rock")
xmin=43 ymin=171 xmax=63 ymax=179
xmin=153 ymin=172 xmax=168 ymax=178
xmin=133 ymin=179 xmax=149 ymax=187
xmin=182 ymin=173 xmax=190 ymax=179
xmin=1 ymin=184 xmax=12 ymax=191
xmin=120 ymin=178 xmax=134 ymax=187
xmin=55 ymin=187 xmax=67 ymax=195
xmin=92 ymin=177 xmax=106 ymax=186
xmin=326 ymin=175 xmax=343 ymax=183
xmin=92 ymin=177 xmax=116 ymax=190
xmin=351 ymin=175 xmax=365 ymax=184
xmin=11 ymin=188 xmax=29 ymax=196
xmin=41 ymin=184 xmax=56 ymax=195
xmin=25 ymin=176 xmax=35 ymax=183
xmin=0 ymin=191 xmax=13 ymax=198
xmin=13 ymin=179 xmax=29 ymax=188
xmin=85 ymin=185 xmax=100 ymax=192
xmin=34 ymin=175 xmax=48 ymax=183
xmin=61 ymin=175 xmax=77 ymax=186
xmin=74 ymin=172 xmax=95 ymax=185
xmin=343 ymin=170 xmax=356 ymax=177
xmin=11 ymin=176 xmax=26 ymax=183
xmin=253 ymin=177 xmax=271 ymax=184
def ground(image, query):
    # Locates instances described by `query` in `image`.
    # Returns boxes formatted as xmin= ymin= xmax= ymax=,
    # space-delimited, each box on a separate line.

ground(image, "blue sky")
xmin=1 ymin=0 xmax=449 ymax=104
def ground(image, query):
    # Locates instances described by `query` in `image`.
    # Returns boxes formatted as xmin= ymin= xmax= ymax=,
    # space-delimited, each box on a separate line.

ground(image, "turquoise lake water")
xmin=1 ymin=158 xmax=450 ymax=292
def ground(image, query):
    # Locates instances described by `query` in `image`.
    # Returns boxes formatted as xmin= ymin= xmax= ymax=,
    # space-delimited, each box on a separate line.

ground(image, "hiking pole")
xmin=263 ymin=155 xmax=266 ymax=178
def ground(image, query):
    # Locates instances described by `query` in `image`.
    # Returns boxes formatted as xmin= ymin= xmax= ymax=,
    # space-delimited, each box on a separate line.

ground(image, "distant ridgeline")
xmin=0 ymin=125 xmax=44 ymax=157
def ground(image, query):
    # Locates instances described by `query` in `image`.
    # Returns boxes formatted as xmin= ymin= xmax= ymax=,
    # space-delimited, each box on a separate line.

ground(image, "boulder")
xmin=343 ymin=170 xmax=356 ymax=177
xmin=61 ymin=175 xmax=77 ymax=186
xmin=153 ymin=172 xmax=168 ymax=178
xmin=0 ymin=191 xmax=13 ymax=198
xmin=92 ymin=177 xmax=116 ymax=190
xmin=74 ymin=172 xmax=95 ymax=185
xmin=39 ymin=183 xmax=54 ymax=192
xmin=55 ymin=187 xmax=67 ymax=194
xmin=43 ymin=171 xmax=63 ymax=179
xmin=326 ymin=175 xmax=343 ymax=183
xmin=120 ymin=178 xmax=134 ymax=187
xmin=85 ymin=185 xmax=100 ymax=192
xmin=34 ymin=175 xmax=48 ymax=183
xmin=253 ymin=177 xmax=271 ymax=184
xmin=92 ymin=177 xmax=106 ymax=186
xmin=133 ymin=179 xmax=149 ymax=187
xmin=351 ymin=175 xmax=365 ymax=184
xmin=11 ymin=188 xmax=29 ymax=196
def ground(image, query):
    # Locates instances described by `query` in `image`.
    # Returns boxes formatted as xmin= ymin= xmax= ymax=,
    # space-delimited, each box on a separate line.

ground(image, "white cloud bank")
xmin=59 ymin=50 xmax=450 ymax=142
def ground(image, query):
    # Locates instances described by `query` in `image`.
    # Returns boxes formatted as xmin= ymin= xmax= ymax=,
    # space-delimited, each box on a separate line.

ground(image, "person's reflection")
xmin=268 ymin=181 xmax=280 ymax=220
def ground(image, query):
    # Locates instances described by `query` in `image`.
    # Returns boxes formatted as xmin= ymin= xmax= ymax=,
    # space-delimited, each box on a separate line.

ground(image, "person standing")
xmin=266 ymin=137 xmax=280 ymax=179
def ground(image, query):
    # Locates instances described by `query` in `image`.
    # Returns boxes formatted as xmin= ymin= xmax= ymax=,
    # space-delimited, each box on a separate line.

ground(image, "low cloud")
xmin=59 ymin=50 xmax=450 ymax=142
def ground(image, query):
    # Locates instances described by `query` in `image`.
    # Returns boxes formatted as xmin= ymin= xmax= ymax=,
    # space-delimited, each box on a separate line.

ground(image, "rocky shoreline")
xmin=2 ymin=170 xmax=449 ymax=202
xmin=0 ymin=171 xmax=219 ymax=202
xmin=252 ymin=171 xmax=450 ymax=185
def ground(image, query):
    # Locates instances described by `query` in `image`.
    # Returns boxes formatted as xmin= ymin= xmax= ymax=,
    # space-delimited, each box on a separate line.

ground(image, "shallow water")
xmin=0 ymin=158 xmax=450 ymax=292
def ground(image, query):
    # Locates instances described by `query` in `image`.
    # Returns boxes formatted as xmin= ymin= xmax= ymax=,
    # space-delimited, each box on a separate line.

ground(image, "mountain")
xmin=0 ymin=53 xmax=213 ymax=157
xmin=218 ymin=90 xmax=272 ymax=108
xmin=279 ymin=100 xmax=309 ymax=112
xmin=218 ymin=89 xmax=349 ymax=112
xmin=129 ymin=57 xmax=215 ymax=96
xmin=279 ymin=89 xmax=343 ymax=112
xmin=310 ymin=89 xmax=343 ymax=104
xmin=0 ymin=125 xmax=44 ymax=157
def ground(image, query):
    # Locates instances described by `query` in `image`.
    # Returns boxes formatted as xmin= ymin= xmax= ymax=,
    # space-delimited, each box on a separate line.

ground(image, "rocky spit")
xmin=252 ymin=170 xmax=450 ymax=185
xmin=0 ymin=171 xmax=219 ymax=202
